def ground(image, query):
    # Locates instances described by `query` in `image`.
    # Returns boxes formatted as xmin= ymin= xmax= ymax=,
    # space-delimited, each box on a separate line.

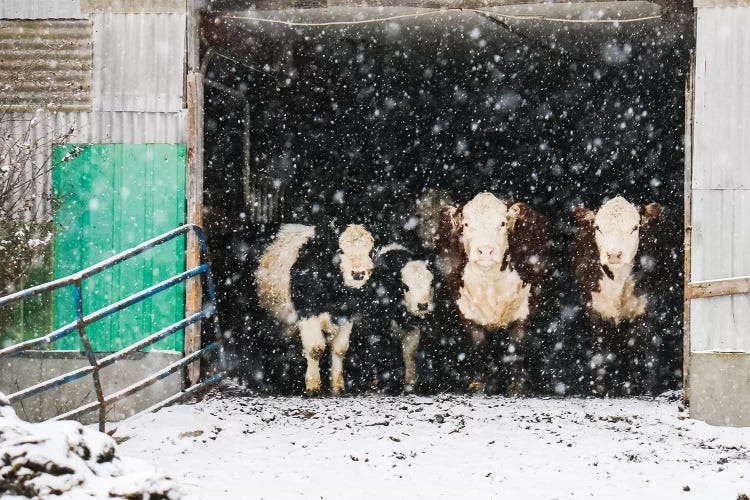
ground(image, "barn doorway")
xmin=199 ymin=4 xmax=691 ymax=396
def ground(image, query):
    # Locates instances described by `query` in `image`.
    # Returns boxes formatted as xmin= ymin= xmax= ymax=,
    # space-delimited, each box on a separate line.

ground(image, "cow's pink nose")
xmin=477 ymin=247 xmax=495 ymax=258
xmin=607 ymin=251 xmax=623 ymax=260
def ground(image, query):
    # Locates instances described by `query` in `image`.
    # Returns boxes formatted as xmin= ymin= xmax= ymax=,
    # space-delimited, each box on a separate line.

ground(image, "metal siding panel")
xmin=691 ymin=189 xmax=750 ymax=352
xmin=693 ymin=8 xmax=750 ymax=190
xmin=92 ymin=13 xmax=185 ymax=112
xmin=0 ymin=20 xmax=93 ymax=112
xmin=53 ymin=144 xmax=186 ymax=352
xmin=0 ymin=0 xmax=84 ymax=19
xmin=5 ymin=110 xmax=186 ymax=223
xmin=691 ymin=8 xmax=750 ymax=353
xmin=55 ymin=111 xmax=188 ymax=143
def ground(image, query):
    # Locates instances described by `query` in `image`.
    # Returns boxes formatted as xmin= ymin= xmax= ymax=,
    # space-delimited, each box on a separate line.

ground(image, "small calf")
xmin=372 ymin=244 xmax=435 ymax=392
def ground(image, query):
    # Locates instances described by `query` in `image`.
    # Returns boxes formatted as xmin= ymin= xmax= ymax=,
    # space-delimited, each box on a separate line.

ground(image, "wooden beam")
xmin=184 ymin=0 xmax=204 ymax=386
xmin=683 ymin=51 xmax=694 ymax=403
xmin=185 ymin=71 xmax=204 ymax=386
xmin=687 ymin=277 xmax=750 ymax=300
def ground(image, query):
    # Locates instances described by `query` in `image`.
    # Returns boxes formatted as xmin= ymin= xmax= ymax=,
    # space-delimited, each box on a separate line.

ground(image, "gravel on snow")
xmin=116 ymin=392 xmax=750 ymax=500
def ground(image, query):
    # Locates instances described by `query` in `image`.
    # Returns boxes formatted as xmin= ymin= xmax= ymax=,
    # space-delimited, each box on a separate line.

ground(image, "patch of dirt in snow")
xmin=116 ymin=391 xmax=750 ymax=500
xmin=0 ymin=393 xmax=188 ymax=499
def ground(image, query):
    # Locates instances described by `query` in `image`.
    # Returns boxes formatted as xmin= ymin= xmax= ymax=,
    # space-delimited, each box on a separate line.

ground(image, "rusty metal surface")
xmin=0 ymin=20 xmax=93 ymax=112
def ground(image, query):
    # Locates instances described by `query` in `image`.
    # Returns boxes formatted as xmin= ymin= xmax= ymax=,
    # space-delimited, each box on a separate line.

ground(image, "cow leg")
xmin=624 ymin=319 xmax=652 ymax=395
xmin=401 ymin=326 xmax=421 ymax=394
xmin=506 ymin=322 xmax=530 ymax=397
xmin=590 ymin=317 xmax=618 ymax=396
xmin=328 ymin=319 xmax=353 ymax=396
xmin=465 ymin=322 xmax=488 ymax=393
xmin=298 ymin=316 xmax=325 ymax=396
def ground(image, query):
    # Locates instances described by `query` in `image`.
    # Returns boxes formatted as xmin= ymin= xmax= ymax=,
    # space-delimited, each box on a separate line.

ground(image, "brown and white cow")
xmin=436 ymin=192 xmax=550 ymax=394
xmin=571 ymin=196 xmax=663 ymax=395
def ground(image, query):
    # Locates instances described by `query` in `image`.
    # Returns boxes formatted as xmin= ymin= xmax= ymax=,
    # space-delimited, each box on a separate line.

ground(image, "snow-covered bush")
xmin=0 ymin=110 xmax=79 ymax=295
xmin=0 ymin=393 xmax=186 ymax=499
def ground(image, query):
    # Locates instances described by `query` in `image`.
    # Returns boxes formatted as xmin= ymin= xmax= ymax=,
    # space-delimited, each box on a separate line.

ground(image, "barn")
xmin=0 ymin=0 xmax=747 ymax=427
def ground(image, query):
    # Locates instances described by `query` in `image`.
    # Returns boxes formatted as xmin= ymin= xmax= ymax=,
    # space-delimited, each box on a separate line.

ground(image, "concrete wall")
xmin=0 ymin=350 xmax=183 ymax=423
xmin=689 ymin=353 xmax=750 ymax=427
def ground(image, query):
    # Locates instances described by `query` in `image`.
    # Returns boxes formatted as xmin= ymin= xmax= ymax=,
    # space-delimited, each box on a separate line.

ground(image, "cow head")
xmin=401 ymin=260 xmax=435 ymax=317
xmin=573 ymin=196 xmax=662 ymax=268
xmin=338 ymin=224 xmax=375 ymax=288
xmin=442 ymin=192 xmax=525 ymax=267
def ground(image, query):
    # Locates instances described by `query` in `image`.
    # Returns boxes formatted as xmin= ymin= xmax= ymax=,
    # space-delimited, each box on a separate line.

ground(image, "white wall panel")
xmin=693 ymin=8 xmax=750 ymax=190
xmin=691 ymin=7 xmax=750 ymax=353
xmin=92 ymin=13 xmax=185 ymax=112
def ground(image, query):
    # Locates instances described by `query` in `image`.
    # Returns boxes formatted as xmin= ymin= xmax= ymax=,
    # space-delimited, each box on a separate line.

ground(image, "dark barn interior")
xmin=200 ymin=5 xmax=690 ymax=396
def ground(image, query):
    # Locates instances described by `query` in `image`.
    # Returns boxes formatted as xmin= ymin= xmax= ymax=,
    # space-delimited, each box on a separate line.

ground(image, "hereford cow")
xmin=571 ymin=196 xmax=663 ymax=395
xmin=256 ymin=223 xmax=377 ymax=395
xmin=436 ymin=192 xmax=550 ymax=394
xmin=370 ymin=244 xmax=435 ymax=393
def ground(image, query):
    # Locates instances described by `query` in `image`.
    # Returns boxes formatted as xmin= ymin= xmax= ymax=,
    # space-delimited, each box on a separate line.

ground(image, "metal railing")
xmin=0 ymin=224 xmax=224 ymax=431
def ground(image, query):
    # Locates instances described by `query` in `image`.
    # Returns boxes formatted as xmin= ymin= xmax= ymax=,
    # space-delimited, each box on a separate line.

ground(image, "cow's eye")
xmin=594 ymin=225 xmax=601 ymax=232
xmin=500 ymin=221 xmax=506 ymax=228
xmin=632 ymin=225 xmax=639 ymax=233
xmin=463 ymin=222 xmax=469 ymax=228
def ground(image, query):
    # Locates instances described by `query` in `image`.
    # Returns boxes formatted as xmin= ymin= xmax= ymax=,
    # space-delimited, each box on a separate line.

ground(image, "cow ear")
xmin=572 ymin=206 xmax=595 ymax=226
xmin=507 ymin=202 xmax=530 ymax=231
xmin=440 ymin=205 xmax=460 ymax=232
xmin=640 ymin=202 xmax=663 ymax=226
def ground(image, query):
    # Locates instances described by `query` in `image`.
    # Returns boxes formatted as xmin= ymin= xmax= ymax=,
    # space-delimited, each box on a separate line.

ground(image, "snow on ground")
xmin=0 ymin=393 xmax=186 ymax=499
xmin=117 ymin=391 xmax=750 ymax=500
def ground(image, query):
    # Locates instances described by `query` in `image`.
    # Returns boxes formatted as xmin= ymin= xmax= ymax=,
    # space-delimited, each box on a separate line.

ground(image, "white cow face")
xmin=401 ymin=260 xmax=434 ymax=316
xmin=338 ymin=224 xmax=375 ymax=288
xmin=574 ymin=196 xmax=662 ymax=268
xmin=445 ymin=192 xmax=523 ymax=267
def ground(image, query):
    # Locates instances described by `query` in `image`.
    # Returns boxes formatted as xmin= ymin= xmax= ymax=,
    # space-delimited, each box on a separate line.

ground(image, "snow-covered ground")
xmin=0 ymin=393 xmax=185 ymax=499
xmin=116 ymin=391 xmax=750 ymax=500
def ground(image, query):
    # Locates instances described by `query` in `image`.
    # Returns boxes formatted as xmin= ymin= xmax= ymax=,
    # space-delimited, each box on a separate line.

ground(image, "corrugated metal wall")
xmin=0 ymin=20 xmax=93 ymax=112
xmin=93 ymin=13 xmax=186 ymax=112
xmin=1 ymin=7 xmax=187 ymax=221
xmin=0 ymin=0 xmax=84 ymax=19
xmin=691 ymin=7 xmax=750 ymax=353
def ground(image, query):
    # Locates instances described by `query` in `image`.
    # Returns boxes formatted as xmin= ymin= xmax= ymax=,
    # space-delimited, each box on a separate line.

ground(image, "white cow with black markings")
xmin=256 ymin=223 xmax=376 ymax=395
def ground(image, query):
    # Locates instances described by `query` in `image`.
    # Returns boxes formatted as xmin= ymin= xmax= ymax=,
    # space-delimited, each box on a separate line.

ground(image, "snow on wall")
xmin=691 ymin=7 xmax=750 ymax=353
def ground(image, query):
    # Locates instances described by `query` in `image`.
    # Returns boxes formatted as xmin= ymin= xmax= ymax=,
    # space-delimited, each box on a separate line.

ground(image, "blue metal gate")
xmin=0 ymin=224 xmax=224 ymax=431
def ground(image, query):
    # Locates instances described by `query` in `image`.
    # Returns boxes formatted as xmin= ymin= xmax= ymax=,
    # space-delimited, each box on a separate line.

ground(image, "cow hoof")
xmin=303 ymin=388 xmax=321 ymax=398
xmin=468 ymin=380 xmax=486 ymax=393
xmin=330 ymin=387 xmax=345 ymax=397
xmin=403 ymin=384 xmax=415 ymax=395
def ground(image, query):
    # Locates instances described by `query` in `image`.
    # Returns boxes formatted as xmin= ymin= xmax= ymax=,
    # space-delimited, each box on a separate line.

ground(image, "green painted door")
xmin=52 ymin=144 xmax=186 ymax=352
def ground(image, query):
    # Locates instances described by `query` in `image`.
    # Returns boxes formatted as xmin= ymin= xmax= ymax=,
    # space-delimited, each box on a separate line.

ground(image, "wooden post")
xmin=682 ymin=52 xmax=695 ymax=403
xmin=185 ymin=0 xmax=203 ymax=386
